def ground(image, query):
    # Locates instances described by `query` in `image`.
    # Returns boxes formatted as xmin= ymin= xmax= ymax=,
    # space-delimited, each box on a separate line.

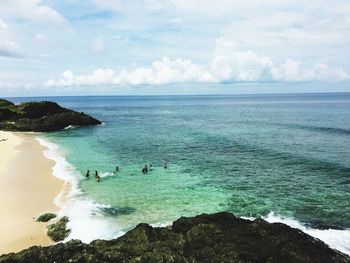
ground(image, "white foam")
xmin=151 ymin=221 xmax=172 ymax=228
xmin=99 ymin=171 xmax=116 ymax=178
xmin=36 ymin=137 xmax=81 ymax=205
xmin=62 ymin=198 xmax=120 ymax=242
xmin=263 ymin=212 xmax=350 ymax=255
xmin=64 ymin=125 xmax=79 ymax=130
xmin=36 ymin=136 xmax=121 ymax=243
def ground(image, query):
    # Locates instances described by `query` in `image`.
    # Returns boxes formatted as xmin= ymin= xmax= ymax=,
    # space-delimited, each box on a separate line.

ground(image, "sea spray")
xmin=263 ymin=212 xmax=350 ymax=255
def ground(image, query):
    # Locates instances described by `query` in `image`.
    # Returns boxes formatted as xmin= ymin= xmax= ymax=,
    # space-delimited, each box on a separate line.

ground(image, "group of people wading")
xmin=85 ymin=162 xmax=168 ymax=182
xmin=85 ymin=170 xmax=100 ymax=182
xmin=142 ymin=162 xmax=167 ymax=174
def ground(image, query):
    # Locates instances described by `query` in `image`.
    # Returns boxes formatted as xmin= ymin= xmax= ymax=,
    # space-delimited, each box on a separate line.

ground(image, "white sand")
xmin=0 ymin=131 xmax=64 ymax=254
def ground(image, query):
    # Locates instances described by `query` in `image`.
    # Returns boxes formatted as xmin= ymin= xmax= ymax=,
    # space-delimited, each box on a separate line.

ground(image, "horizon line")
xmin=3 ymin=90 xmax=350 ymax=99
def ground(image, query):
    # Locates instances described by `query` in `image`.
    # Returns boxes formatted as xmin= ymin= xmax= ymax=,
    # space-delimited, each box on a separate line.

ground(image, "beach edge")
xmin=0 ymin=131 xmax=66 ymax=254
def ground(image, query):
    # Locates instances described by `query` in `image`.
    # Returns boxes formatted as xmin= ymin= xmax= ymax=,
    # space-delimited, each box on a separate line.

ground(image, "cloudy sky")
xmin=1 ymin=0 xmax=350 ymax=96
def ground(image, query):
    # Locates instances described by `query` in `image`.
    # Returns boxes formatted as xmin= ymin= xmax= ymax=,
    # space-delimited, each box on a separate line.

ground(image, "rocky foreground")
xmin=1 ymin=212 xmax=349 ymax=263
xmin=0 ymin=99 xmax=101 ymax=132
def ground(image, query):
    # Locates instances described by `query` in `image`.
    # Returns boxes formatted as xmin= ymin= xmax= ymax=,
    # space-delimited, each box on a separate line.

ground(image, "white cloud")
xmin=117 ymin=57 xmax=213 ymax=84
xmin=282 ymin=61 xmax=350 ymax=81
xmin=46 ymin=38 xmax=349 ymax=87
xmin=0 ymin=0 xmax=66 ymax=26
xmin=47 ymin=57 xmax=213 ymax=86
xmin=210 ymin=38 xmax=276 ymax=82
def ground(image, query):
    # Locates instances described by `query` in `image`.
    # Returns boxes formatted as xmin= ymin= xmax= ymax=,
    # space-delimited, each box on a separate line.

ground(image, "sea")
xmin=10 ymin=92 xmax=350 ymax=254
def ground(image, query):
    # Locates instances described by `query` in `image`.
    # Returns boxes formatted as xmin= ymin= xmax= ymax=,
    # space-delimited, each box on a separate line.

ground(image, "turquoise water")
xmin=11 ymin=93 xmax=350 ymax=245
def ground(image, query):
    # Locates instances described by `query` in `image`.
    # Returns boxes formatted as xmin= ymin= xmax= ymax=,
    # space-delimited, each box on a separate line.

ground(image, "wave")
xmin=263 ymin=212 xmax=350 ymax=255
xmin=36 ymin=137 xmax=122 ymax=243
xmin=283 ymin=123 xmax=350 ymax=136
xmin=64 ymin=125 xmax=79 ymax=130
xmin=99 ymin=171 xmax=116 ymax=178
xmin=36 ymin=137 xmax=80 ymax=206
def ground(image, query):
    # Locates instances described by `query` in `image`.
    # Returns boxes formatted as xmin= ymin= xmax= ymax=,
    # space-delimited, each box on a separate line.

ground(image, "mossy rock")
xmin=47 ymin=216 xmax=71 ymax=242
xmin=36 ymin=213 xmax=57 ymax=222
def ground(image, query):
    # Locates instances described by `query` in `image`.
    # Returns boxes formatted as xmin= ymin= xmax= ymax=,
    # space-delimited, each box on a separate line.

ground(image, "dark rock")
xmin=0 ymin=212 xmax=349 ymax=262
xmin=0 ymin=99 xmax=20 ymax=121
xmin=0 ymin=99 xmax=101 ymax=132
xmin=99 ymin=206 xmax=136 ymax=217
xmin=36 ymin=213 xmax=57 ymax=222
xmin=47 ymin=216 xmax=71 ymax=242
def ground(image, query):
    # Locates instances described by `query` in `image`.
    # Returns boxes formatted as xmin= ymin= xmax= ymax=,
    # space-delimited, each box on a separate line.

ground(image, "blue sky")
xmin=0 ymin=0 xmax=350 ymax=96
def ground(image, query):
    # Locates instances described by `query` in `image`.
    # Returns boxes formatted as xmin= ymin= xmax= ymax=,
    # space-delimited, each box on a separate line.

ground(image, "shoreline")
xmin=0 ymin=131 xmax=65 ymax=255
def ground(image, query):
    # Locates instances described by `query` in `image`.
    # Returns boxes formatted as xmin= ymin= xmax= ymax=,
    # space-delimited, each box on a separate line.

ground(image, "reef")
xmin=1 ymin=212 xmax=349 ymax=263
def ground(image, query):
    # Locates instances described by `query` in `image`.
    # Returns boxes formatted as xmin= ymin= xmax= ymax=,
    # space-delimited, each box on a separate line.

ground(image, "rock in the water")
xmin=99 ymin=206 xmax=136 ymax=217
xmin=36 ymin=213 xmax=57 ymax=222
xmin=0 ymin=99 xmax=101 ymax=132
xmin=47 ymin=216 xmax=71 ymax=242
xmin=0 ymin=212 xmax=349 ymax=263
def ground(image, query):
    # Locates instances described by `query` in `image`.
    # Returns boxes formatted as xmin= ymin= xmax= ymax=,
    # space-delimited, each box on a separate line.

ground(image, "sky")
xmin=1 ymin=0 xmax=350 ymax=96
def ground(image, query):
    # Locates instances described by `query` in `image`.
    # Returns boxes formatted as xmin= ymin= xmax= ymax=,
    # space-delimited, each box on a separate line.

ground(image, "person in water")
xmin=150 ymin=164 xmax=153 ymax=171
xmin=85 ymin=170 xmax=90 ymax=178
xmin=115 ymin=166 xmax=119 ymax=172
xmin=142 ymin=165 xmax=148 ymax=174
xmin=95 ymin=171 xmax=98 ymax=178
xmin=164 ymin=162 xmax=168 ymax=169
xmin=96 ymin=175 xmax=101 ymax=182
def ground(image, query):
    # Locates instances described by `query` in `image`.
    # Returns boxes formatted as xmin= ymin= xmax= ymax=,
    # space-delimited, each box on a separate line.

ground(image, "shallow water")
xmin=11 ymin=93 xmax=350 ymax=253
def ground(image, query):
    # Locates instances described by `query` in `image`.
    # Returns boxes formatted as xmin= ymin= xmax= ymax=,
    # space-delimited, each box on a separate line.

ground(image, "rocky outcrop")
xmin=36 ymin=213 xmax=57 ymax=223
xmin=1 ymin=212 xmax=349 ymax=263
xmin=0 ymin=99 xmax=101 ymax=132
xmin=47 ymin=216 xmax=71 ymax=242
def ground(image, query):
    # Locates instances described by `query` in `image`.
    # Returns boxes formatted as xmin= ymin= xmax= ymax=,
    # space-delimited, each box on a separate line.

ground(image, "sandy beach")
xmin=0 ymin=131 xmax=64 ymax=255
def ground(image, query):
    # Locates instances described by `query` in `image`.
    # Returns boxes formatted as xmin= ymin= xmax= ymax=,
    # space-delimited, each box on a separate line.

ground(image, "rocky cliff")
xmin=0 ymin=99 xmax=101 ymax=132
xmin=0 ymin=212 xmax=349 ymax=263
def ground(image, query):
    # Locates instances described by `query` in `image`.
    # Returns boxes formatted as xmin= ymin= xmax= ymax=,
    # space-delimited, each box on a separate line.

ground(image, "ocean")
xmin=10 ymin=93 xmax=350 ymax=254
